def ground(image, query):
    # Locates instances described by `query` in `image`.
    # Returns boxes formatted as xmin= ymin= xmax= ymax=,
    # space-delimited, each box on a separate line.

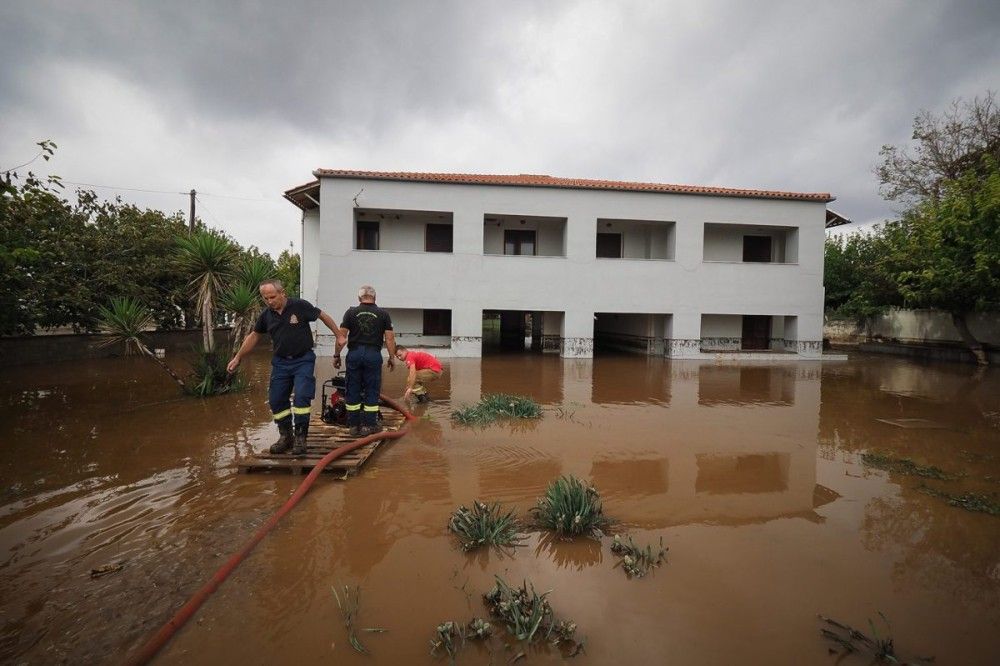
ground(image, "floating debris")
xmin=918 ymin=485 xmax=1000 ymax=516
xmin=89 ymin=561 xmax=125 ymax=579
xmin=452 ymin=394 xmax=542 ymax=426
xmin=531 ymin=476 xmax=609 ymax=538
xmin=448 ymin=501 xmax=524 ymax=552
xmin=610 ymin=534 xmax=668 ymax=578
xmin=819 ymin=613 xmax=934 ymax=664
xmin=860 ymin=452 xmax=958 ymax=480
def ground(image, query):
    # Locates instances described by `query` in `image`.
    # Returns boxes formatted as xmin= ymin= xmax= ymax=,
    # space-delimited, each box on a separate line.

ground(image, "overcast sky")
xmin=2 ymin=1 xmax=998 ymax=255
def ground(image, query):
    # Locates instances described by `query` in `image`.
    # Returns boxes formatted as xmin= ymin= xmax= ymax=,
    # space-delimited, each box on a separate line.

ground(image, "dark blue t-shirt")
xmin=253 ymin=297 xmax=321 ymax=358
xmin=341 ymin=303 xmax=393 ymax=349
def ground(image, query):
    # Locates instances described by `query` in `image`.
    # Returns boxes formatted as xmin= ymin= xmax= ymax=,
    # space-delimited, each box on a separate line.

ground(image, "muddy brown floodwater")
xmin=1 ymin=351 xmax=999 ymax=665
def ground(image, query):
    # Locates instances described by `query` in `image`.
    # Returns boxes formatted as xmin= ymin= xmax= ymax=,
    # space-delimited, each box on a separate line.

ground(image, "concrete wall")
xmin=826 ymin=310 xmax=1000 ymax=346
xmin=0 ymin=329 xmax=235 ymax=367
xmin=312 ymin=177 xmax=828 ymax=358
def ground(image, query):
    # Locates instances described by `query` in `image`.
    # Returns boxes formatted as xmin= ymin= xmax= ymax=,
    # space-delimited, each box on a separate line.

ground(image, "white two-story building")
xmin=284 ymin=171 xmax=846 ymax=360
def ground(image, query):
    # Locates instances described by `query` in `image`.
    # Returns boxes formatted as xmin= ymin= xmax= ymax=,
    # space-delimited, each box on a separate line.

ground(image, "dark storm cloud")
xmin=1 ymin=1 xmax=554 ymax=138
xmin=1 ymin=0 xmax=998 ymax=253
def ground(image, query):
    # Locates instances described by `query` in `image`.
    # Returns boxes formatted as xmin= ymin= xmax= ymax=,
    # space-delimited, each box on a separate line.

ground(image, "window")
xmin=357 ymin=221 xmax=379 ymax=250
xmin=423 ymin=309 xmax=451 ymax=335
xmin=596 ymin=233 xmax=622 ymax=258
xmin=742 ymin=235 xmax=771 ymax=262
xmin=425 ymin=224 xmax=453 ymax=252
xmin=503 ymin=229 xmax=536 ymax=256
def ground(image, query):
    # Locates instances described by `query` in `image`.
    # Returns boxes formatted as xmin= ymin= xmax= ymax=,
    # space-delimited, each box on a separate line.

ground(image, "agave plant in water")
xmin=447 ymin=501 xmax=523 ymax=552
xmin=531 ymin=475 xmax=609 ymax=538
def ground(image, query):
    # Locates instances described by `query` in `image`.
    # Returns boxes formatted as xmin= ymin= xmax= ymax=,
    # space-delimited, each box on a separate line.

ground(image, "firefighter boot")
xmin=292 ymin=423 xmax=309 ymax=456
xmin=269 ymin=420 xmax=294 ymax=454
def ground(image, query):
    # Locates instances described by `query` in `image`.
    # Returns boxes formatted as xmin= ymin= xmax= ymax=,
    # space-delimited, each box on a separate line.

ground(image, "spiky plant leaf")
xmin=531 ymin=476 xmax=609 ymax=538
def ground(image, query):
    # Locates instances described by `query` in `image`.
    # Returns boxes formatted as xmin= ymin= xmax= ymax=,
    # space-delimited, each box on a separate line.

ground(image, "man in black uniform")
xmin=334 ymin=285 xmax=396 ymax=437
xmin=227 ymin=279 xmax=346 ymax=455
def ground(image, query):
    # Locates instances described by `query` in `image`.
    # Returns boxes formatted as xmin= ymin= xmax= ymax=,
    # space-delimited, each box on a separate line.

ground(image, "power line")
xmin=60 ymin=180 xmax=187 ymax=196
xmin=56 ymin=180 xmax=285 ymax=204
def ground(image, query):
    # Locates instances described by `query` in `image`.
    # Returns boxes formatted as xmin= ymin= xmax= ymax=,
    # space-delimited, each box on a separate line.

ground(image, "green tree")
xmin=893 ymin=162 xmax=1000 ymax=364
xmin=275 ymin=247 xmax=300 ymax=297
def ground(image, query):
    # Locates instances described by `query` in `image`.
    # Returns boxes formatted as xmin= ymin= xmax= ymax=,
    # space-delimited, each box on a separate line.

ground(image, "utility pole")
xmin=188 ymin=189 xmax=196 ymax=232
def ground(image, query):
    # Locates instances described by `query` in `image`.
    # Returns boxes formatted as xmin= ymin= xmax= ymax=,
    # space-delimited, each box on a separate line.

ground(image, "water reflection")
xmin=698 ymin=366 xmax=795 ymax=406
xmin=3 ymin=352 xmax=1000 ymax=664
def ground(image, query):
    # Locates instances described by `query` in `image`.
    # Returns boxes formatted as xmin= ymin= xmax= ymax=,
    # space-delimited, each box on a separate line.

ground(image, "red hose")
xmin=125 ymin=394 xmax=417 ymax=665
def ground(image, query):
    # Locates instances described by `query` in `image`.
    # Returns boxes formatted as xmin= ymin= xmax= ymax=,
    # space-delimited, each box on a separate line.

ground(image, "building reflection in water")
xmin=590 ymin=356 xmax=670 ymax=405
xmin=698 ymin=365 xmax=796 ymax=406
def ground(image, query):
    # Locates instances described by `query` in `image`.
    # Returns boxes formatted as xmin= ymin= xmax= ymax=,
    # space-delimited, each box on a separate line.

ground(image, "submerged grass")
xmin=819 ymin=612 xmax=934 ymax=664
xmin=484 ymin=576 xmax=577 ymax=647
xmin=451 ymin=393 xmax=542 ymax=426
xmin=610 ymin=534 xmax=668 ymax=578
xmin=332 ymin=583 xmax=385 ymax=654
xmin=531 ymin=476 xmax=609 ymax=538
xmin=918 ymin=485 xmax=1000 ymax=516
xmin=860 ymin=451 xmax=957 ymax=480
xmin=448 ymin=501 xmax=524 ymax=552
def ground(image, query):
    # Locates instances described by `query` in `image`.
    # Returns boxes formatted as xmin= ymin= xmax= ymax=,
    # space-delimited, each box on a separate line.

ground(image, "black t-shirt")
xmin=253 ymin=297 xmax=321 ymax=358
xmin=340 ymin=303 xmax=393 ymax=349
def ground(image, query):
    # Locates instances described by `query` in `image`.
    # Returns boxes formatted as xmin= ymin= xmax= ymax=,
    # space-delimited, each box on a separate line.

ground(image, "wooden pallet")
xmin=237 ymin=410 xmax=406 ymax=477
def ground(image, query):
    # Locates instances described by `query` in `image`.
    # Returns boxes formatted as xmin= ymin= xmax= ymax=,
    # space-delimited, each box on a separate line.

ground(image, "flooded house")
xmin=284 ymin=171 xmax=848 ymax=359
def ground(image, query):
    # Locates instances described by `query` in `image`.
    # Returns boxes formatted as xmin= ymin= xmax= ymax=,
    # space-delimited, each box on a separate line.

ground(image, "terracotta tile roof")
xmin=304 ymin=169 xmax=834 ymax=203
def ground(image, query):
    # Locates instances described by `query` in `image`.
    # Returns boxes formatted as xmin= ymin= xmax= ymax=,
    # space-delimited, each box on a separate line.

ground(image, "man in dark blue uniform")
xmin=227 ymin=279 xmax=346 ymax=455
xmin=334 ymin=285 xmax=396 ymax=437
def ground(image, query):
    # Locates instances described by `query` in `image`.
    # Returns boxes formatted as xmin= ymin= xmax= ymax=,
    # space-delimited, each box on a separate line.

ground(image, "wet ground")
xmin=1 ymin=351 xmax=999 ymax=665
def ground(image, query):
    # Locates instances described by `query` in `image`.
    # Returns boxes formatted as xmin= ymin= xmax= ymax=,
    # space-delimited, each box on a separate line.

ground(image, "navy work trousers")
xmin=268 ymin=351 xmax=316 ymax=428
xmin=345 ymin=345 xmax=382 ymax=427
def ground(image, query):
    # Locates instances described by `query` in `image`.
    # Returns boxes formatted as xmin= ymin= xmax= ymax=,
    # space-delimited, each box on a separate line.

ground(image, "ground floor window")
xmin=423 ymin=309 xmax=451 ymax=335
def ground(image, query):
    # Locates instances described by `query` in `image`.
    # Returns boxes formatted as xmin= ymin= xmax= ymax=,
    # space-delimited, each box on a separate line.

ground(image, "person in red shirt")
xmin=394 ymin=346 xmax=443 ymax=403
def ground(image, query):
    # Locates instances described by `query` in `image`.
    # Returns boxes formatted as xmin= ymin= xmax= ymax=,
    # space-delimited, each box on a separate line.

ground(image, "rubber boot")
xmin=292 ymin=423 xmax=309 ymax=456
xmin=269 ymin=420 xmax=293 ymax=454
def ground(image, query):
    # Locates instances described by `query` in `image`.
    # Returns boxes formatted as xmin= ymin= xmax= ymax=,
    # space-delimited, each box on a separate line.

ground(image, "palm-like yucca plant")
xmin=220 ymin=282 xmax=259 ymax=353
xmin=97 ymin=296 xmax=186 ymax=389
xmin=531 ymin=476 xmax=610 ymax=538
xmin=237 ymin=254 xmax=277 ymax=289
xmin=176 ymin=230 xmax=237 ymax=352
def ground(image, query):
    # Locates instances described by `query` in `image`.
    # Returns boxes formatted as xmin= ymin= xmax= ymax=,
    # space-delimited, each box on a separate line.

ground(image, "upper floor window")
xmin=504 ymin=229 xmax=536 ymax=256
xmin=357 ymin=220 xmax=379 ymax=250
xmin=425 ymin=224 xmax=453 ymax=252
xmin=596 ymin=232 xmax=623 ymax=258
xmin=742 ymin=236 xmax=772 ymax=262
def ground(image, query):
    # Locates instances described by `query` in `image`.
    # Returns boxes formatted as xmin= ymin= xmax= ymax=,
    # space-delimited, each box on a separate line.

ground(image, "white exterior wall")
xmin=302 ymin=209 xmax=321 ymax=305
xmin=310 ymin=177 xmax=827 ymax=358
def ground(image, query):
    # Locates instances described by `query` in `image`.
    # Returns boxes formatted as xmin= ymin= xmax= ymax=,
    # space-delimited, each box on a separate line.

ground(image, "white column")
xmin=450 ymin=303 xmax=482 ymax=357
xmin=561 ymin=309 xmax=594 ymax=358
xmin=666 ymin=311 xmax=702 ymax=358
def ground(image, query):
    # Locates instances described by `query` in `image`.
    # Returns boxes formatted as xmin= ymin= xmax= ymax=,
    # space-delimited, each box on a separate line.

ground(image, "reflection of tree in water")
xmin=860 ymin=490 xmax=1000 ymax=609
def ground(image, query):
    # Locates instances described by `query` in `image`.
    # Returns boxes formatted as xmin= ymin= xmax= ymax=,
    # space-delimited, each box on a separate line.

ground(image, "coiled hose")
xmin=125 ymin=393 xmax=417 ymax=665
